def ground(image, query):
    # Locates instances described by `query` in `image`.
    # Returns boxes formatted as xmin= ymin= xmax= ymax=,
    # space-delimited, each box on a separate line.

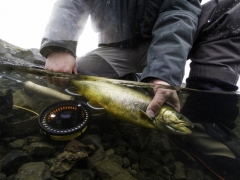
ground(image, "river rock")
xmin=27 ymin=142 xmax=55 ymax=156
xmin=14 ymin=162 xmax=52 ymax=180
xmin=93 ymin=159 xmax=136 ymax=180
xmin=7 ymin=115 xmax=39 ymax=137
xmin=1 ymin=150 xmax=32 ymax=176
xmin=174 ymin=161 xmax=186 ymax=180
xmin=50 ymin=151 xmax=88 ymax=178
xmin=64 ymin=168 xmax=96 ymax=180
xmin=0 ymin=39 xmax=45 ymax=67
xmin=0 ymin=173 xmax=6 ymax=180
xmin=9 ymin=139 xmax=26 ymax=149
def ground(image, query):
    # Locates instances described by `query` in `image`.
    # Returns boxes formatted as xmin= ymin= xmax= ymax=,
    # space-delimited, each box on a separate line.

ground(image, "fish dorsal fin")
xmin=76 ymin=75 xmax=182 ymax=91
xmin=138 ymin=109 xmax=153 ymax=122
xmin=77 ymin=75 xmax=155 ymax=89
xmin=87 ymin=100 xmax=104 ymax=110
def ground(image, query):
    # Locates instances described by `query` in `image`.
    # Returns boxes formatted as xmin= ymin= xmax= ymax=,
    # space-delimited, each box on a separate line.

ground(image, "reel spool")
xmin=38 ymin=100 xmax=90 ymax=141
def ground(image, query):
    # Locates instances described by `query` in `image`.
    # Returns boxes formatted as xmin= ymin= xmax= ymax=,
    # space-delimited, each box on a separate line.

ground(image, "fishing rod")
xmin=1 ymin=74 xmax=74 ymax=101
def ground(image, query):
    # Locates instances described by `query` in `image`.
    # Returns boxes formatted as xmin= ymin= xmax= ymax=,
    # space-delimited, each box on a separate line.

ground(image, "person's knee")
xmin=76 ymin=52 xmax=119 ymax=78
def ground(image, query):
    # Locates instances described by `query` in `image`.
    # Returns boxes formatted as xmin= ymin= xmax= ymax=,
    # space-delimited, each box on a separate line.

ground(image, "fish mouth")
xmin=165 ymin=124 xmax=193 ymax=135
xmin=165 ymin=115 xmax=194 ymax=135
xmin=185 ymin=117 xmax=194 ymax=129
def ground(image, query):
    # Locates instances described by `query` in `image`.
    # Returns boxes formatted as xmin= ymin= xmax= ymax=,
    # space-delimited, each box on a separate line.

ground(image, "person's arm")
xmin=142 ymin=0 xmax=202 ymax=117
xmin=40 ymin=0 xmax=92 ymax=73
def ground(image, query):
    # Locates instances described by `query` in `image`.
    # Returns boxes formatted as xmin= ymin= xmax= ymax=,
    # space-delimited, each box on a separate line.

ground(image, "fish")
xmin=70 ymin=75 xmax=193 ymax=135
xmin=0 ymin=64 xmax=193 ymax=134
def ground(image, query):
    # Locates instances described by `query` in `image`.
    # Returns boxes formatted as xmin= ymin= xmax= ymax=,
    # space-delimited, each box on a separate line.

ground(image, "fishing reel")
xmin=38 ymin=100 xmax=91 ymax=141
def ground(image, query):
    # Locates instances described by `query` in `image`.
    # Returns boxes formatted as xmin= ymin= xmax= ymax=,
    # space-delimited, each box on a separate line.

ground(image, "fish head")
xmin=154 ymin=108 xmax=194 ymax=135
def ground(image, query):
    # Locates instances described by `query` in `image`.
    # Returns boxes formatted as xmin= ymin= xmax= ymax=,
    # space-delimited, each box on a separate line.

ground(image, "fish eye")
xmin=178 ymin=115 xmax=183 ymax=120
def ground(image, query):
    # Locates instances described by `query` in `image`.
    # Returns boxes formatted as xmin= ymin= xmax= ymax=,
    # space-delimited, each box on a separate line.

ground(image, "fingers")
xmin=44 ymin=51 xmax=77 ymax=87
xmin=165 ymin=91 xmax=180 ymax=112
xmin=47 ymin=77 xmax=70 ymax=87
xmin=146 ymin=88 xmax=166 ymax=117
xmin=73 ymin=67 xmax=78 ymax=75
xmin=146 ymin=79 xmax=180 ymax=118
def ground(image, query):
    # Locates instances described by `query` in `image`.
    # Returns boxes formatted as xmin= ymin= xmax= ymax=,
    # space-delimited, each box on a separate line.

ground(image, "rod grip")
xmin=24 ymin=81 xmax=74 ymax=100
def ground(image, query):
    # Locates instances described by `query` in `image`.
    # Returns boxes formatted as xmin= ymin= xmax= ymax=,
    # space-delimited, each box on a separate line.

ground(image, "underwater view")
xmin=1 ymin=0 xmax=240 ymax=179
xmin=0 ymin=63 xmax=240 ymax=180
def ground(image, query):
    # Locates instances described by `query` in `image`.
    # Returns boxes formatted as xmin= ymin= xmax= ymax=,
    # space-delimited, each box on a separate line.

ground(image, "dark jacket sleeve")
xmin=141 ymin=0 xmax=201 ymax=86
xmin=40 ymin=0 xmax=92 ymax=58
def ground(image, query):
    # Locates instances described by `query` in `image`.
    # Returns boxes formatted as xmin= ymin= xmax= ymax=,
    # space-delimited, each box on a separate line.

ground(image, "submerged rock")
xmin=50 ymin=150 xmax=88 ymax=178
xmin=1 ymin=150 xmax=32 ymax=176
xmin=94 ymin=159 xmax=136 ymax=180
xmin=14 ymin=162 xmax=53 ymax=180
xmin=27 ymin=142 xmax=55 ymax=156
xmin=64 ymin=168 xmax=96 ymax=180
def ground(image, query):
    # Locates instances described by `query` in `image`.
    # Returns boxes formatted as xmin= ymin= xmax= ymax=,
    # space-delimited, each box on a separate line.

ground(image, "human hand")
xmin=146 ymin=79 xmax=180 ymax=118
xmin=45 ymin=51 xmax=77 ymax=86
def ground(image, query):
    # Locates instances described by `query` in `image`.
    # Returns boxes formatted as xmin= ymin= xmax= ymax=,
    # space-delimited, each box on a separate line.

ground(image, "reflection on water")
xmin=0 ymin=64 xmax=240 ymax=179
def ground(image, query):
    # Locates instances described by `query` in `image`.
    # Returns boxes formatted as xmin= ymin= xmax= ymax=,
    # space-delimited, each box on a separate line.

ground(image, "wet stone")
xmin=50 ymin=151 xmax=88 ymax=178
xmin=118 ymin=125 xmax=143 ymax=150
xmin=127 ymin=148 xmax=139 ymax=163
xmin=143 ymin=131 xmax=171 ymax=152
xmin=101 ymin=133 xmax=114 ymax=142
xmin=134 ymin=173 xmax=146 ymax=180
xmin=0 ymin=173 xmax=6 ymax=180
xmin=7 ymin=115 xmax=39 ymax=137
xmin=113 ymin=139 xmax=129 ymax=148
xmin=105 ymin=153 xmax=124 ymax=166
xmin=9 ymin=139 xmax=26 ymax=149
xmin=161 ymin=151 xmax=175 ymax=164
xmin=27 ymin=136 xmax=43 ymax=143
xmin=93 ymin=160 xmax=136 ymax=180
xmin=64 ymin=168 xmax=96 ymax=180
xmin=80 ymin=134 xmax=102 ymax=148
xmin=131 ymin=162 xmax=140 ymax=173
xmin=0 ymin=89 xmax=13 ymax=115
xmin=174 ymin=161 xmax=186 ymax=180
xmin=105 ymin=148 xmax=115 ymax=156
xmin=102 ymin=141 xmax=113 ymax=150
xmin=14 ymin=162 xmax=52 ymax=180
xmin=64 ymin=139 xmax=89 ymax=153
xmin=88 ymin=145 xmax=106 ymax=169
xmin=149 ymin=172 xmax=172 ymax=180
xmin=122 ymin=157 xmax=131 ymax=168
xmin=27 ymin=142 xmax=55 ymax=156
xmin=138 ymin=153 xmax=163 ymax=173
xmin=126 ymin=167 xmax=138 ymax=177
xmin=114 ymin=145 xmax=127 ymax=156
xmin=186 ymin=169 xmax=204 ymax=180
xmin=1 ymin=150 xmax=32 ymax=176
xmin=45 ymin=158 xmax=56 ymax=167
xmin=6 ymin=174 xmax=15 ymax=180
xmin=171 ymin=147 xmax=197 ymax=167
xmin=162 ymin=165 xmax=172 ymax=176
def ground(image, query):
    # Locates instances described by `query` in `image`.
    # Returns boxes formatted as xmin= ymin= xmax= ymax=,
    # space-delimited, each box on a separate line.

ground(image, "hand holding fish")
xmin=146 ymin=79 xmax=180 ymax=117
xmin=45 ymin=52 xmax=77 ymax=86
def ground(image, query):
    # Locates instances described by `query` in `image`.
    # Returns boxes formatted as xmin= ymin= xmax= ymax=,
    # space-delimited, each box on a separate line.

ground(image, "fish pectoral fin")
xmin=138 ymin=109 xmax=152 ymax=122
xmin=65 ymin=86 xmax=82 ymax=96
xmin=87 ymin=100 xmax=105 ymax=110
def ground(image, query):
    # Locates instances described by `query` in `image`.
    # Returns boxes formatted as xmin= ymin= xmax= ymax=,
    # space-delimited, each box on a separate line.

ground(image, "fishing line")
xmin=13 ymin=105 xmax=39 ymax=116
